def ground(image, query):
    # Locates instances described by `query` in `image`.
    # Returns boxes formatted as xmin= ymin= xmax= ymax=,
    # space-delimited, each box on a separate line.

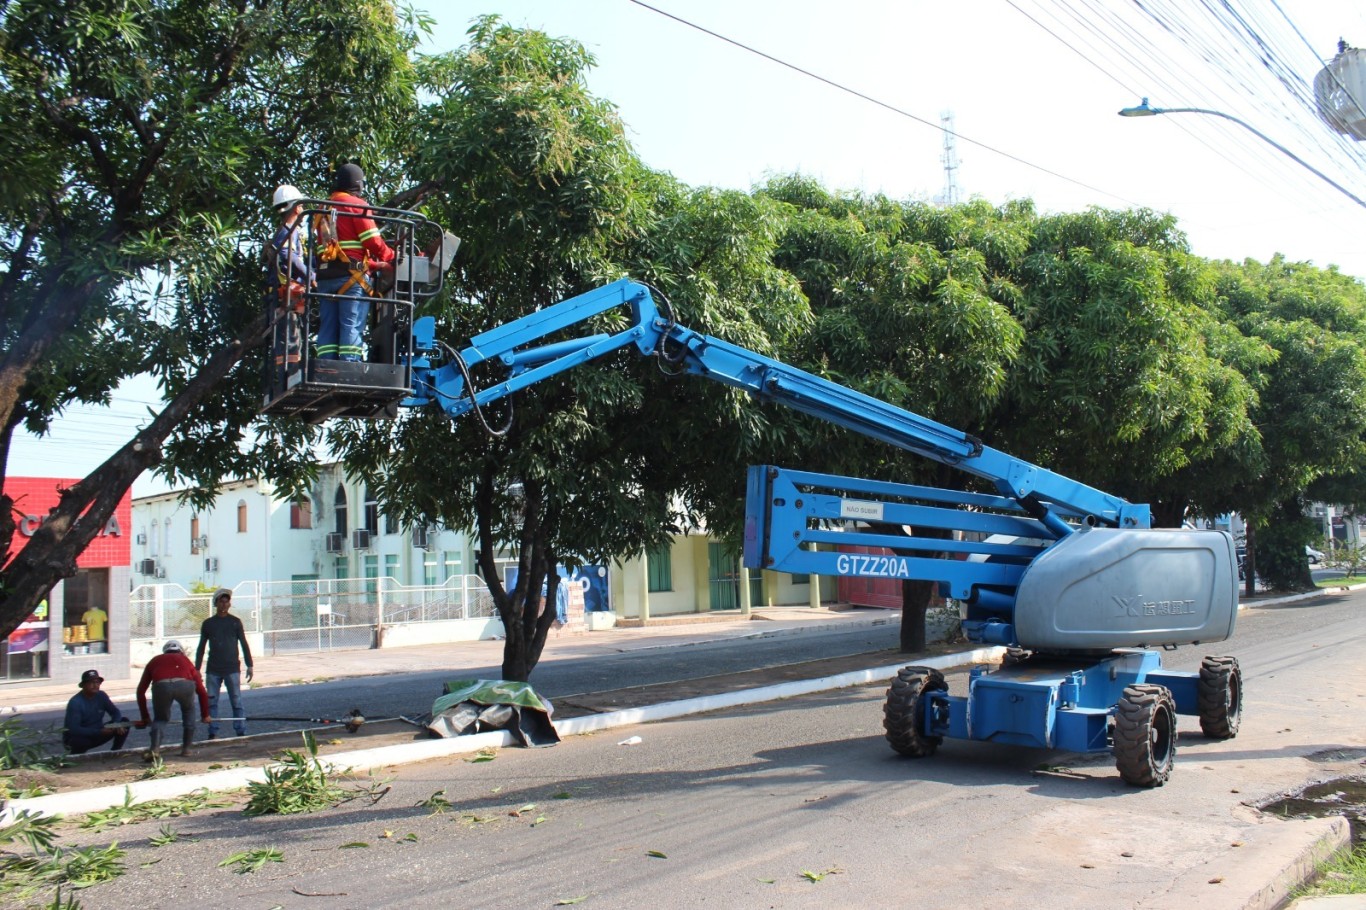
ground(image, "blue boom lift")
xmin=262 ymin=208 xmax=1241 ymax=787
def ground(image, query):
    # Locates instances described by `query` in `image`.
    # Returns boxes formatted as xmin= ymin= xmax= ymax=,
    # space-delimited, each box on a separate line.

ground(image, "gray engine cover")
xmin=1012 ymin=527 xmax=1237 ymax=651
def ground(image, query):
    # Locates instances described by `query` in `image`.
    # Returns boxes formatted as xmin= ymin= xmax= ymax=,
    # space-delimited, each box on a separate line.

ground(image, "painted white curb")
xmin=0 ymin=648 xmax=1002 ymax=823
xmin=554 ymin=647 xmax=1004 ymax=735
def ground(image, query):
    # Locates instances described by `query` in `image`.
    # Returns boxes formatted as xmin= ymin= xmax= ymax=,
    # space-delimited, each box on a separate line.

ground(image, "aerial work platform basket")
xmin=259 ymin=200 xmax=457 ymax=424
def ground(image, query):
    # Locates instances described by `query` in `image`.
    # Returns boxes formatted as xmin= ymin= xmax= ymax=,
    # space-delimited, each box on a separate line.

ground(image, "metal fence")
xmin=130 ymin=573 xmax=501 ymax=656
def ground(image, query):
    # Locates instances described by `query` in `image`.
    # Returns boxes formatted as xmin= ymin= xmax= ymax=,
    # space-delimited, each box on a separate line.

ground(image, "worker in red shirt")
xmin=135 ymin=640 xmax=211 ymax=760
xmin=314 ymin=162 xmax=394 ymax=361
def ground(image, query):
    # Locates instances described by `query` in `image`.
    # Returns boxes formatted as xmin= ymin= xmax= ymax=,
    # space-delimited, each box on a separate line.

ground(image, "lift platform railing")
xmin=261 ymin=200 xmax=457 ymax=423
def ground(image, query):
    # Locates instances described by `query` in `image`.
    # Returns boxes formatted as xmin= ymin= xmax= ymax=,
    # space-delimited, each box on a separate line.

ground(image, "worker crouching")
xmin=135 ymin=640 xmax=211 ymax=759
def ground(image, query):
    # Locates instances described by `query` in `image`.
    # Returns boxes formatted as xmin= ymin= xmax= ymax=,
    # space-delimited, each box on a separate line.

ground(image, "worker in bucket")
xmin=134 ymin=640 xmax=210 ymax=760
xmin=313 ymin=162 xmax=394 ymax=361
xmin=266 ymin=183 xmax=313 ymax=376
xmin=195 ymin=587 xmax=254 ymax=739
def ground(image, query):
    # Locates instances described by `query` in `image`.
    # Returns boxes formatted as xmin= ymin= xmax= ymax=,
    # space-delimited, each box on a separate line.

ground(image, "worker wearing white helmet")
xmin=267 ymin=183 xmax=314 ymax=376
xmin=134 ymin=638 xmax=210 ymax=760
xmin=272 ymin=184 xmax=304 ymax=210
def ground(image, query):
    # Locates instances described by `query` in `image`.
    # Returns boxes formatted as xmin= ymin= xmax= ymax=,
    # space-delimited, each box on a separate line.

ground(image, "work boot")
xmin=179 ymin=729 xmax=193 ymax=757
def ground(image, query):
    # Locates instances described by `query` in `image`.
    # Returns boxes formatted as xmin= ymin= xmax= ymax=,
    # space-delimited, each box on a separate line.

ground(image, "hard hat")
xmin=331 ymin=163 xmax=365 ymax=192
xmin=162 ymin=639 xmax=183 ymax=654
xmin=272 ymin=184 xmax=303 ymax=210
xmin=213 ymin=587 xmax=232 ymax=605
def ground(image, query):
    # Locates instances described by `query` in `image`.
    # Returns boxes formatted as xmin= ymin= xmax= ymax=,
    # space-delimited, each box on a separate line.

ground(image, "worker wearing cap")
xmin=63 ymin=669 xmax=128 ymax=754
xmin=314 ymin=162 xmax=394 ymax=361
xmin=135 ymin=640 xmax=210 ymax=759
xmin=195 ymin=588 xmax=253 ymax=739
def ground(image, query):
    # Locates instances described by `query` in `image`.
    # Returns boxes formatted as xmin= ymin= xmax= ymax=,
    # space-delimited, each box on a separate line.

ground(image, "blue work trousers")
xmin=315 ymin=274 xmax=369 ymax=361
xmin=205 ymin=671 xmax=247 ymax=737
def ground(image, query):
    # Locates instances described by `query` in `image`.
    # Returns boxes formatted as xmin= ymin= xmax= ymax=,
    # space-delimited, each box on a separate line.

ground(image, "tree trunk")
xmin=899 ymin=578 xmax=933 ymax=653
xmin=1149 ymin=499 xmax=1187 ymax=529
xmin=0 ymin=311 xmax=271 ymax=640
xmin=475 ymin=472 xmax=559 ymax=683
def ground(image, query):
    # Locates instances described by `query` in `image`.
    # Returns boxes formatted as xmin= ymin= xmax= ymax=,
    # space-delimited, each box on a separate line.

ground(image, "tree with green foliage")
xmin=996 ymin=208 xmax=1258 ymax=527
xmin=335 ymin=18 xmax=809 ymax=681
xmin=0 ymin=0 xmax=424 ymax=637
xmin=759 ymin=179 xmax=1030 ymax=650
xmin=1212 ymin=255 xmax=1366 ymax=591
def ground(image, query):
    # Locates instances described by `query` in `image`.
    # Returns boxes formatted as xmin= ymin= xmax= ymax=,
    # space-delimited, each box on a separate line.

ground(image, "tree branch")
xmin=0 ymin=215 xmax=43 ymax=336
xmin=0 ymin=310 xmax=272 ymax=639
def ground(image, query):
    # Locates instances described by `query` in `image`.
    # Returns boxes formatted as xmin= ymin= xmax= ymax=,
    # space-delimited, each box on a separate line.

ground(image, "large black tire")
xmin=1113 ymin=683 xmax=1177 ymax=787
xmin=883 ymin=666 xmax=946 ymax=757
xmin=1198 ymin=655 xmax=1242 ymax=739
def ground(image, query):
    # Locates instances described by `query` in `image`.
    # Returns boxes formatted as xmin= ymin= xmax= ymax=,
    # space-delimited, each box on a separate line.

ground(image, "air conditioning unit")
xmin=136 ymin=533 xmax=147 ymax=545
xmin=412 ymin=526 xmax=429 ymax=550
xmin=204 ymin=557 xmax=219 ymax=572
xmin=352 ymin=529 xmax=372 ymax=551
xmin=154 ymin=566 xmax=167 ymax=579
xmin=195 ymin=535 xmax=209 ymax=549
xmin=138 ymin=558 xmax=157 ymax=576
xmin=325 ymin=532 xmax=345 ymax=553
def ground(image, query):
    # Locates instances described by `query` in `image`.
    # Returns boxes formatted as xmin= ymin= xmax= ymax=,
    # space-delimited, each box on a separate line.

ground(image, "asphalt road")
xmin=61 ymin=591 xmax=1366 ymax=910
xmin=22 ymin=622 xmax=908 ymax=738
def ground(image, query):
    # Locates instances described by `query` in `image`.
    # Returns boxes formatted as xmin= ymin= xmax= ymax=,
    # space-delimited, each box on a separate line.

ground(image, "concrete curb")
xmin=0 ymin=646 xmax=1001 ymax=823
xmin=1143 ymin=815 xmax=1352 ymax=910
xmin=605 ymin=611 xmax=893 ymax=653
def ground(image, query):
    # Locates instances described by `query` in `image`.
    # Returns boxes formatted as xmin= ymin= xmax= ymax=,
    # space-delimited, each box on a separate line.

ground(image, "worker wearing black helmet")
xmin=314 ymin=163 xmax=394 ymax=361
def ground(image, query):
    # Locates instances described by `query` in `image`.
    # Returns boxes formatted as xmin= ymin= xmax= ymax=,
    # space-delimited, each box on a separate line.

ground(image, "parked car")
xmin=1306 ymin=545 xmax=1325 ymax=565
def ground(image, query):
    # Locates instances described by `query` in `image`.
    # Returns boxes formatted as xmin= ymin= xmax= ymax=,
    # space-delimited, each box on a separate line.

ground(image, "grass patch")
xmin=1318 ymin=575 xmax=1366 ymax=587
xmin=1295 ymin=841 xmax=1366 ymax=898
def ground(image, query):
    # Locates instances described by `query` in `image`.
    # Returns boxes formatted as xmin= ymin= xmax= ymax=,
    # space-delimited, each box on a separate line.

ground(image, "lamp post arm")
xmin=1149 ymin=105 xmax=1366 ymax=211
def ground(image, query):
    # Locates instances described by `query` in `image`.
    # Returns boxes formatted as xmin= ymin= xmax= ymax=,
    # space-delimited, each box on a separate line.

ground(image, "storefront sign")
xmin=5 ymin=477 xmax=131 ymax=568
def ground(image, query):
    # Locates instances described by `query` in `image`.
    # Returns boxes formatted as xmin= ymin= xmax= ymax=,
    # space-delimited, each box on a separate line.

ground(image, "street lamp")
xmin=1118 ymin=97 xmax=1366 ymax=211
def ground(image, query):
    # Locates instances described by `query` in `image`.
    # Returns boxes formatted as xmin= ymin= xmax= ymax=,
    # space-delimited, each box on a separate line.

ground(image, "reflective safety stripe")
xmin=316 ymin=344 xmax=339 ymax=357
xmin=337 ymin=344 xmax=364 ymax=358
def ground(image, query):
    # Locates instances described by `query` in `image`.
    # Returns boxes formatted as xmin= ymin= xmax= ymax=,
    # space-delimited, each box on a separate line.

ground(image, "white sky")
xmin=16 ymin=0 xmax=1366 ymax=493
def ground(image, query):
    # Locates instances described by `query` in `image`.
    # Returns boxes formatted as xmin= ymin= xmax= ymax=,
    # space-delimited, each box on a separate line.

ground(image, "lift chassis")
xmin=265 ymin=226 xmax=1242 ymax=786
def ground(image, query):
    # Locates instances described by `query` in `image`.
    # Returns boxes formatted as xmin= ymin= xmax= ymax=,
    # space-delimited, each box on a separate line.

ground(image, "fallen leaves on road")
xmin=800 ymin=867 xmax=842 ymax=882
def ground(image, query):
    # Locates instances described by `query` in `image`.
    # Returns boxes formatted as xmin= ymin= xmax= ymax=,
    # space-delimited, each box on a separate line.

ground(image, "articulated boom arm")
xmin=405 ymin=279 xmax=1240 ymax=652
xmin=407 ymin=279 xmax=1145 ymax=525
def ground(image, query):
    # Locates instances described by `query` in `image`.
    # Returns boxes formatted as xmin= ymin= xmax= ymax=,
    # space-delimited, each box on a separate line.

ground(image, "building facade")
xmin=131 ymin=465 xmax=476 ymax=597
xmin=4 ymin=477 xmax=132 ymax=686
xmin=130 ymin=462 xmax=833 ymax=631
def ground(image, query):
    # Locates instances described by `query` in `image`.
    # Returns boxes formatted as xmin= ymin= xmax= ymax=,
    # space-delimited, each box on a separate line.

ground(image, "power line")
xmin=625 ymin=0 xmax=1146 ymax=206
